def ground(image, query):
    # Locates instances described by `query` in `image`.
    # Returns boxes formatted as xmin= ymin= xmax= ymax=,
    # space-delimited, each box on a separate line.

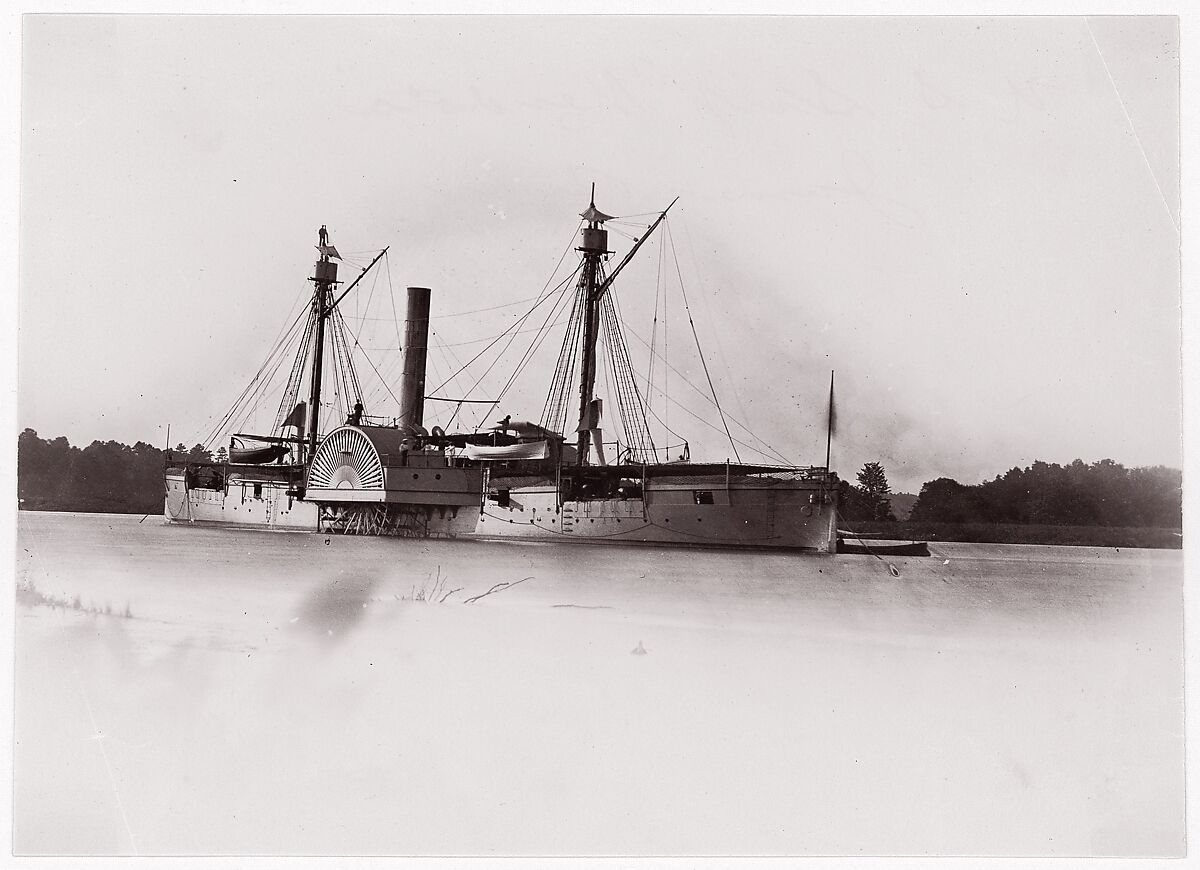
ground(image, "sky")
xmin=17 ymin=14 xmax=1182 ymax=492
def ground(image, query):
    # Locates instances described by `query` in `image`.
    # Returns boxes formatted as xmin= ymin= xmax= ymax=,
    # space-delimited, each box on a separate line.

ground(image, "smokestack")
xmin=398 ymin=286 xmax=431 ymax=429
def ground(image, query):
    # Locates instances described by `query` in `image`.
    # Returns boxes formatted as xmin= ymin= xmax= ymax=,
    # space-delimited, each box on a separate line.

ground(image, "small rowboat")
xmin=836 ymin=539 xmax=930 ymax=557
xmin=228 ymin=444 xmax=290 ymax=465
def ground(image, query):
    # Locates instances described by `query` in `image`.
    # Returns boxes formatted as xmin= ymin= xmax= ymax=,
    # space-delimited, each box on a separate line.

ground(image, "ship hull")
xmin=166 ymin=459 xmax=837 ymax=551
xmin=164 ymin=473 xmax=319 ymax=531
xmin=476 ymin=474 xmax=837 ymax=552
xmin=165 ymin=472 xmax=835 ymax=550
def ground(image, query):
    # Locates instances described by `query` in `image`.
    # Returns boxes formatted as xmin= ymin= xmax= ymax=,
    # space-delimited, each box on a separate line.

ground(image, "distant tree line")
xmin=837 ymin=458 xmax=1181 ymax=529
xmin=18 ymin=429 xmax=211 ymax=515
xmin=907 ymin=459 xmax=1181 ymax=528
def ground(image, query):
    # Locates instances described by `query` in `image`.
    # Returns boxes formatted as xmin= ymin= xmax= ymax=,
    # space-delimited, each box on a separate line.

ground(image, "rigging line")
xmin=350 ymin=301 xmax=541 ymax=322
xmin=449 ymin=289 xmax=565 ymax=429
xmin=267 ymin=322 xmax=312 ymax=436
xmin=234 ymin=321 xmax=309 ymax=436
xmin=429 ymin=260 xmax=583 ymax=397
xmin=607 ymin=226 xmax=642 ymax=242
xmin=199 ymin=297 xmax=310 ymax=442
xmin=662 ymin=234 xmax=669 ymax=436
xmin=547 ymin=266 xmax=591 ymax=433
xmin=339 ymin=317 xmax=403 ymax=409
xmin=475 ymin=277 xmax=580 ymax=428
xmin=247 ymin=295 xmax=313 ymax=391
xmin=386 ymin=253 xmax=404 ymax=355
xmin=332 ymin=309 xmax=361 ymax=405
xmin=208 ymin=333 xmax=292 ymax=441
xmin=600 ymin=294 xmax=639 ymax=452
xmin=377 ymin=318 xmax=572 ymax=350
xmin=599 ymin=318 xmax=614 ymax=441
xmin=201 ymin=306 xmax=311 ymax=447
xmin=675 ymin=216 xmax=754 ymax=432
xmin=337 ymin=309 xmax=368 ymax=398
xmin=637 ymin=374 xmax=782 ymax=464
xmin=601 ymin=299 xmax=644 ymax=455
xmin=438 ymin=220 xmax=583 ymax=407
xmin=339 ymin=330 xmax=359 ymax=413
xmin=641 ymin=400 xmax=687 ymax=450
xmin=430 ymin=295 xmax=542 ymax=319
xmin=442 ymin=288 xmax=562 ymax=415
xmin=666 ymin=221 xmax=740 ymax=463
xmin=616 ymin=309 xmax=793 ymax=465
xmin=540 ymin=276 xmax=585 ymax=433
xmin=355 ymin=264 xmax=403 ymax=410
xmin=446 ymin=217 xmax=585 ymax=376
xmin=431 ymin=329 xmax=475 ymax=401
xmin=262 ymin=284 xmax=314 ymax=365
xmin=326 ymin=311 xmax=345 ymax=412
xmin=338 ymin=309 xmax=365 ymax=401
xmin=272 ymin=306 xmax=318 ymax=431
xmin=429 ymin=312 xmax=485 ymax=421
xmin=1084 ymin=17 xmax=1179 ymax=235
xmin=327 ymin=315 xmax=346 ymax=420
xmin=428 ymin=328 xmax=479 ymax=429
xmin=608 ymin=289 xmax=656 ymax=455
xmin=426 ymin=396 xmax=499 ymax=403
xmin=355 ymin=259 xmax=383 ymax=333
xmin=646 ymin=230 xmax=664 ymax=419
xmin=613 ymin=259 xmax=685 ymax=459
xmin=365 ymin=340 xmax=404 ymax=394
xmin=599 ymin=304 xmax=626 ymax=449
xmin=245 ymin=328 xmax=303 ymax=436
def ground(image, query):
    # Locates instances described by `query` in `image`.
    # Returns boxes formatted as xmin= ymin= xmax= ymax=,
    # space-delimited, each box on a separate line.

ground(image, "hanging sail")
xmin=576 ymin=398 xmax=603 ymax=433
xmin=282 ymin=401 xmax=307 ymax=429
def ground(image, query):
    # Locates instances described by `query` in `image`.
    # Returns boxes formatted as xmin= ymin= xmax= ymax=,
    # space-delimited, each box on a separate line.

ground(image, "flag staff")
xmin=825 ymin=370 xmax=835 ymax=473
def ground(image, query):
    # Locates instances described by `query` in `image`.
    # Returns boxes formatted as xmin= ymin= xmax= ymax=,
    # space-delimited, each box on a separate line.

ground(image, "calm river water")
xmin=14 ymin=511 xmax=1184 ymax=856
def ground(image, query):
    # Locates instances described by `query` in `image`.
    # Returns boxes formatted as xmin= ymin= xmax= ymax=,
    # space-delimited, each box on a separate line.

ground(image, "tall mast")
xmin=570 ymin=188 xmax=677 ymax=467
xmin=307 ymin=225 xmax=340 ymax=457
xmin=575 ymin=185 xmax=612 ymax=466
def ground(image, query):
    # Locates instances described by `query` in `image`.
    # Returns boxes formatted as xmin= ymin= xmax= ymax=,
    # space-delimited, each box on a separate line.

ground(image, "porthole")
xmin=435 ymin=473 xmax=442 ymax=480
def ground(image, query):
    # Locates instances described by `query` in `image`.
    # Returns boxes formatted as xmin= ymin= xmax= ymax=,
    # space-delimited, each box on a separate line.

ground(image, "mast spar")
xmin=574 ymin=186 xmax=610 ymax=466
xmin=269 ymin=227 xmax=389 ymax=465
xmin=572 ymin=188 xmax=676 ymax=467
xmin=306 ymin=226 xmax=341 ymax=458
